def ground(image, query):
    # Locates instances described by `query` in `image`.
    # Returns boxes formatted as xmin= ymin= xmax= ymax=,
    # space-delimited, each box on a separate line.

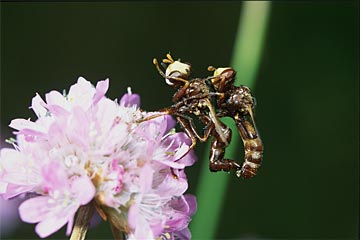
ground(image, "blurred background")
xmin=0 ymin=2 xmax=358 ymax=239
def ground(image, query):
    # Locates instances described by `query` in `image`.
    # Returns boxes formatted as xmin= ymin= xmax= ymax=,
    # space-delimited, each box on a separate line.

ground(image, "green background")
xmin=0 ymin=2 xmax=358 ymax=239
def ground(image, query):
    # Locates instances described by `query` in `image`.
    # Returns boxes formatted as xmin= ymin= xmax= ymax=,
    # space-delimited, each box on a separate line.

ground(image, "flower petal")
xmin=184 ymin=194 xmax=197 ymax=216
xmin=128 ymin=199 xmax=161 ymax=238
xmin=45 ymin=90 xmax=67 ymax=109
xmin=36 ymin=214 xmax=71 ymax=238
xmin=31 ymin=93 xmax=47 ymax=118
xmin=44 ymin=104 xmax=70 ymax=117
xmin=120 ymin=90 xmax=140 ymax=107
xmin=93 ymin=78 xmax=109 ymax=105
xmin=41 ymin=161 xmax=68 ymax=190
xmin=68 ymin=77 xmax=95 ymax=110
xmin=156 ymin=174 xmax=188 ymax=197
xmin=19 ymin=196 xmax=50 ymax=223
xmin=9 ymin=119 xmax=46 ymax=135
xmin=1 ymin=184 xmax=34 ymax=199
xmin=71 ymin=176 xmax=95 ymax=205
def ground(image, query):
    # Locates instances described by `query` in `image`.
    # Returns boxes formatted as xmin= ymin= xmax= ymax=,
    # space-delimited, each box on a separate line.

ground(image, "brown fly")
xmin=207 ymin=66 xmax=264 ymax=178
xmin=139 ymin=54 xmax=263 ymax=178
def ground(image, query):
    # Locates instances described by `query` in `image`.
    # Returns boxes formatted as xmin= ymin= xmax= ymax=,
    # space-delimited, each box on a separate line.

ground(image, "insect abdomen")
xmin=236 ymin=118 xmax=264 ymax=179
xmin=240 ymin=138 xmax=263 ymax=178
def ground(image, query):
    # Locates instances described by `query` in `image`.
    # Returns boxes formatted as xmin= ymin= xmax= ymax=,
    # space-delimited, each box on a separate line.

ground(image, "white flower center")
xmin=64 ymin=155 xmax=79 ymax=167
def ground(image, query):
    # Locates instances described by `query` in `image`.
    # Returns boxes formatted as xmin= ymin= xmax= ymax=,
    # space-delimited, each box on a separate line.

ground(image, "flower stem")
xmin=190 ymin=1 xmax=271 ymax=239
xmin=70 ymin=201 xmax=95 ymax=240
xmin=110 ymin=223 xmax=126 ymax=240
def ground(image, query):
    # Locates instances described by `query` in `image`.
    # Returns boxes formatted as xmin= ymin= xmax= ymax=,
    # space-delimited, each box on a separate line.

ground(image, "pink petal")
xmin=19 ymin=196 xmax=79 ymax=238
xmin=66 ymin=107 xmax=90 ymax=149
xmin=68 ymin=77 xmax=96 ymax=109
xmin=45 ymin=90 xmax=67 ymax=107
xmin=156 ymin=174 xmax=188 ymax=197
xmin=127 ymin=217 xmax=154 ymax=240
xmin=177 ymin=150 xmax=197 ymax=167
xmin=41 ymin=162 xmax=68 ymax=190
xmin=168 ymin=132 xmax=191 ymax=146
xmin=153 ymin=158 xmax=185 ymax=169
xmin=127 ymin=203 xmax=139 ymax=229
xmin=1 ymin=184 xmax=34 ymax=199
xmin=47 ymin=119 xmax=68 ymax=145
xmin=166 ymin=213 xmax=190 ymax=232
xmin=120 ymin=92 xmax=140 ymax=107
xmin=36 ymin=215 xmax=71 ymax=238
xmin=66 ymin=215 xmax=75 ymax=236
xmin=134 ymin=214 xmax=154 ymax=239
xmin=0 ymin=148 xmax=22 ymax=170
xmin=9 ymin=119 xmax=45 ymax=134
xmin=71 ymin=176 xmax=95 ymax=205
xmin=184 ymin=194 xmax=197 ymax=215
xmin=31 ymin=93 xmax=47 ymax=117
xmin=69 ymin=77 xmax=94 ymax=97
xmin=0 ymin=182 xmax=7 ymax=194
xmin=19 ymin=196 xmax=50 ymax=223
xmin=95 ymin=98 xmax=118 ymax=132
xmin=139 ymin=165 xmax=154 ymax=192
xmin=173 ymin=143 xmax=190 ymax=161
xmin=45 ymin=104 xmax=70 ymax=116
xmin=169 ymin=195 xmax=190 ymax=213
xmin=93 ymin=79 xmax=109 ymax=105
xmin=164 ymin=115 xmax=176 ymax=132
xmin=174 ymin=227 xmax=191 ymax=240
xmin=3 ymin=172 xmax=40 ymax=186
xmin=0 ymin=149 xmax=42 ymax=194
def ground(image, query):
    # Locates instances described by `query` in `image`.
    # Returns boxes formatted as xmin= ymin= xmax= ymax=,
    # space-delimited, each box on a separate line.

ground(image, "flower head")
xmin=0 ymin=77 xmax=197 ymax=239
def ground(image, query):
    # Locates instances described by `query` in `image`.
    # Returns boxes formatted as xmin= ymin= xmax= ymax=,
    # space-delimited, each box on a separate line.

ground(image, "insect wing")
xmin=204 ymin=99 xmax=229 ymax=145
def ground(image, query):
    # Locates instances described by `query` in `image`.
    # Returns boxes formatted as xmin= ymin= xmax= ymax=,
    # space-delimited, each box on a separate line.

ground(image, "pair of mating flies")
xmin=140 ymin=54 xmax=263 ymax=179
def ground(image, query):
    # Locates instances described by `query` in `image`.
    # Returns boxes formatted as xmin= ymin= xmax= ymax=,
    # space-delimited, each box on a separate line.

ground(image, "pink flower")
xmin=0 ymin=77 xmax=197 ymax=239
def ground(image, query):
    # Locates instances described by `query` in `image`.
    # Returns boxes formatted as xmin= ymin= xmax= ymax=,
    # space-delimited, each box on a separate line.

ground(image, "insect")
xmin=140 ymin=54 xmax=263 ymax=178
xmin=207 ymin=66 xmax=264 ymax=178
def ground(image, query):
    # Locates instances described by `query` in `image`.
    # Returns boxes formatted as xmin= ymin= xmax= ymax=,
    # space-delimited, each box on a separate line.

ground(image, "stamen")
xmin=127 ymin=87 xmax=132 ymax=95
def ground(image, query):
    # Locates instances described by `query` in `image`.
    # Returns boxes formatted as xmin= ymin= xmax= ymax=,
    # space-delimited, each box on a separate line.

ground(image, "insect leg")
xmin=136 ymin=110 xmax=172 ymax=123
xmin=176 ymin=116 xmax=198 ymax=154
xmin=168 ymin=115 xmax=203 ymax=179
xmin=175 ymin=114 xmax=213 ymax=155
xmin=136 ymin=101 xmax=189 ymax=124
xmin=208 ymin=120 xmax=241 ymax=173
xmin=235 ymin=110 xmax=263 ymax=179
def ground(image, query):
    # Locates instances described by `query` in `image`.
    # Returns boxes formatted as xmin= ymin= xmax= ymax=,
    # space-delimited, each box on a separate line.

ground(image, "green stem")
xmin=231 ymin=1 xmax=272 ymax=88
xmin=190 ymin=2 xmax=271 ymax=239
xmin=70 ymin=201 xmax=95 ymax=240
xmin=110 ymin=223 xmax=126 ymax=240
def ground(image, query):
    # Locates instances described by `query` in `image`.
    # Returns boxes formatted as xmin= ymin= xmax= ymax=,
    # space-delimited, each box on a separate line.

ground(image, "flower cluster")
xmin=0 ymin=77 xmax=197 ymax=239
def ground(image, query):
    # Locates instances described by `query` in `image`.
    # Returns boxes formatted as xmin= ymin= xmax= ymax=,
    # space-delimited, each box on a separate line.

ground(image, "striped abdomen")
xmin=235 ymin=115 xmax=264 ymax=178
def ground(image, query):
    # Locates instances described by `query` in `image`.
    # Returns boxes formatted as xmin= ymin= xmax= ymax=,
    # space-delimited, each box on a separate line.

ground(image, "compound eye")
xmin=214 ymin=67 xmax=236 ymax=79
xmin=165 ymin=61 xmax=191 ymax=81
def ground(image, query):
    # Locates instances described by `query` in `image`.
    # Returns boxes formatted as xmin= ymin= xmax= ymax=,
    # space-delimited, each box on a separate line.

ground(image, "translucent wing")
xmin=203 ymin=98 xmax=229 ymax=145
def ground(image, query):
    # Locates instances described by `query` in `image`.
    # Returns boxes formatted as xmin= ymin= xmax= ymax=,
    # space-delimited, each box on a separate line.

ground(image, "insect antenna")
xmin=153 ymin=58 xmax=167 ymax=79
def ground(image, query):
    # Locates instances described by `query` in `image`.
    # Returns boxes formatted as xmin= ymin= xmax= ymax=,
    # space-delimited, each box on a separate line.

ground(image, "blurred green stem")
xmin=110 ymin=224 xmax=126 ymax=240
xmin=70 ymin=201 xmax=95 ymax=240
xmin=190 ymin=2 xmax=271 ymax=239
